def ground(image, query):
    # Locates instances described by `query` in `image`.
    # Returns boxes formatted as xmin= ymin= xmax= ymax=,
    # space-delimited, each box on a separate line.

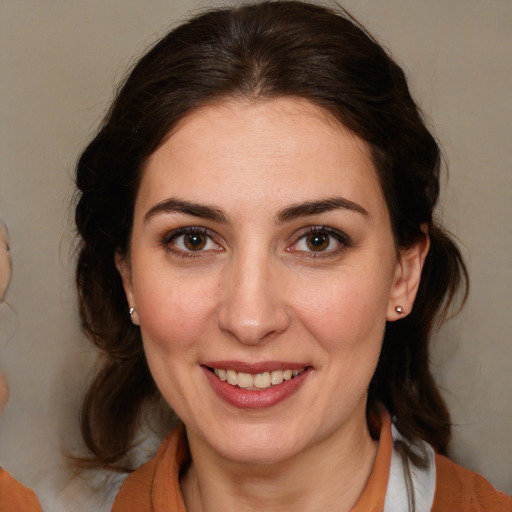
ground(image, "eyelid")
xmin=159 ymin=224 xmax=350 ymax=259
xmin=161 ymin=226 xmax=223 ymax=256
xmin=288 ymin=225 xmax=351 ymax=255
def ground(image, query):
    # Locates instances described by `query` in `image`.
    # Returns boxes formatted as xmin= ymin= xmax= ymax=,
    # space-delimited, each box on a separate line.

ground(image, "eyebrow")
xmin=144 ymin=196 xmax=369 ymax=225
xmin=276 ymin=197 xmax=370 ymax=224
xmin=144 ymin=198 xmax=230 ymax=224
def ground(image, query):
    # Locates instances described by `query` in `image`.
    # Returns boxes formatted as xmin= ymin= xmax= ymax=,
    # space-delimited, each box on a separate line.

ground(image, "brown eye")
xmin=165 ymin=228 xmax=220 ymax=254
xmin=291 ymin=227 xmax=350 ymax=256
xmin=184 ymin=232 xmax=207 ymax=251
xmin=305 ymin=232 xmax=329 ymax=251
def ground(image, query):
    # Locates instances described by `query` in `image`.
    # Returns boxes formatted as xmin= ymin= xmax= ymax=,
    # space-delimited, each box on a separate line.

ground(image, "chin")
xmin=204 ymin=421 xmax=310 ymax=466
xmin=221 ymin=442 xmax=301 ymax=467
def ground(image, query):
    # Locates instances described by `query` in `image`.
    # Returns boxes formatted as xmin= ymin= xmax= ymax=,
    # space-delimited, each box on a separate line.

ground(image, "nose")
xmin=217 ymin=251 xmax=291 ymax=345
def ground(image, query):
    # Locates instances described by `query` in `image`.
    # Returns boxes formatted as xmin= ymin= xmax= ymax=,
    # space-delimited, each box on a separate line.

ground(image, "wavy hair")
xmin=75 ymin=0 xmax=468 ymax=470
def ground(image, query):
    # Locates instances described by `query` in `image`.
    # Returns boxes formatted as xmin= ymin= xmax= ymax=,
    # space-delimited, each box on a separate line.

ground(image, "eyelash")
xmin=160 ymin=225 xmax=351 ymax=259
xmin=289 ymin=226 xmax=351 ymax=258
xmin=161 ymin=227 xmax=221 ymax=258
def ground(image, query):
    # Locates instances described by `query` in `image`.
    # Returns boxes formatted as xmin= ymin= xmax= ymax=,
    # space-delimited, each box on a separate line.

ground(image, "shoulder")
xmin=112 ymin=425 xmax=187 ymax=512
xmin=0 ymin=467 xmax=43 ymax=511
xmin=432 ymin=454 xmax=512 ymax=511
xmin=111 ymin=457 xmax=159 ymax=511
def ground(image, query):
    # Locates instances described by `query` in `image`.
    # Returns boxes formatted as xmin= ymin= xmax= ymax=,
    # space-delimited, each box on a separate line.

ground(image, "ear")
xmin=387 ymin=227 xmax=430 ymax=321
xmin=115 ymin=250 xmax=140 ymax=325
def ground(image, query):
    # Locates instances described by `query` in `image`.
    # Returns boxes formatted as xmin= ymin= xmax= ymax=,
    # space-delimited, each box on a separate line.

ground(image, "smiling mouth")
xmin=209 ymin=367 xmax=306 ymax=390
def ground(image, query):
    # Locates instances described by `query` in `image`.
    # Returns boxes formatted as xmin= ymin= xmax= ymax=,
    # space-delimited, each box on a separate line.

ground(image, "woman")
xmin=74 ymin=2 xmax=512 ymax=510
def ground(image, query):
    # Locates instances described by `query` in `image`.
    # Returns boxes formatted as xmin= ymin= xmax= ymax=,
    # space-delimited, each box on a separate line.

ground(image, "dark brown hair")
xmin=75 ymin=0 xmax=468 ymax=470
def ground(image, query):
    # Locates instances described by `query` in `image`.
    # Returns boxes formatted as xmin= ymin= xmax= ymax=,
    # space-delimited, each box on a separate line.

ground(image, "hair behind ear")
xmin=369 ymin=223 xmax=468 ymax=457
xmin=414 ymin=224 xmax=469 ymax=329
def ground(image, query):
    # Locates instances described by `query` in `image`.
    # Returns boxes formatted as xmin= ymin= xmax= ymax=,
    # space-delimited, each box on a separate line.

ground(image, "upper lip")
xmin=203 ymin=361 xmax=309 ymax=374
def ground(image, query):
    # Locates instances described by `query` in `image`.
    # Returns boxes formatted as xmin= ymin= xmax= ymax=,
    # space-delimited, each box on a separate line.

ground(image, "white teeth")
xmin=212 ymin=367 xmax=305 ymax=390
xmin=253 ymin=372 xmax=271 ymax=389
xmin=226 ymin=369 xmax=238 ymax=385
xmin=271 ymin=370 xmax=283 ymax=385
xmin=237 ymin=372 xmax=253 ymax=388
xmin=214 ymin=368 xmax=227 ymax=381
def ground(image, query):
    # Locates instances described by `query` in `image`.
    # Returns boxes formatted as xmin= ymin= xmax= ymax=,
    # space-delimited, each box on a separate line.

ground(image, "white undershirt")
xmin=383 ymin=424 xmax=437 ymax=512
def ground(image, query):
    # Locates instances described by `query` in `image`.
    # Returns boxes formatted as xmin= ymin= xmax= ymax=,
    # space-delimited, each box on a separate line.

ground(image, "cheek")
xmin=292 ymin=267 xmax=392 ymax=403
xmin=135 ymin=271 xmax=220 ymax=354
xmin=296 ymin=271 xmax=391 ymax=344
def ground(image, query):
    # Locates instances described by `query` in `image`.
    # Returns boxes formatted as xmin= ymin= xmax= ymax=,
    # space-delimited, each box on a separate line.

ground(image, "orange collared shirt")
xmin=112 ymin=414 xmax=512 ymax=511
xmin=0 ymin=467 xmax=43 ymax=512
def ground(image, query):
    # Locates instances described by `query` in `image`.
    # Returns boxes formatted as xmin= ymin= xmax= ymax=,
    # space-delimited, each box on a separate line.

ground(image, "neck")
xmin=181 ymin=404 xmax=378 ymax=512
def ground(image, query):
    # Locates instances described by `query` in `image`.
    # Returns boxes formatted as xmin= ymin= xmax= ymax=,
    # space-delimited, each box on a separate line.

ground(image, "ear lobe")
xmin=115 ymin=251 xmax=139 ymax=325
xmin=387 ymin=230 xmax=430 ymax=322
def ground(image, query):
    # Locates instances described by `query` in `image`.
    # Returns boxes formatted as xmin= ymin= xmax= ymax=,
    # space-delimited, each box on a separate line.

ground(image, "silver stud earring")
xmin=395 ymin=305 xmax=403 ymax=314
xmin=129 ymin=307 xmax=135 ymax=320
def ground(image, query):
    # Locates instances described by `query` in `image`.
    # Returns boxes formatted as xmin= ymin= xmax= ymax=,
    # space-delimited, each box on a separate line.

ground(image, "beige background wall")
xmin=0 ymin=1 xmax=510 ymax=509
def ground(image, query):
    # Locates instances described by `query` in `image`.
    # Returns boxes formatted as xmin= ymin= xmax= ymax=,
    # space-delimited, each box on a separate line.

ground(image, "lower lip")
xmin=202 ymin=366 xmax=311 ymax=409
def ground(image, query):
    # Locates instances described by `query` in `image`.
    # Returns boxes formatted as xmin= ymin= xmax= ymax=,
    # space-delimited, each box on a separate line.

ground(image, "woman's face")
xmin=118 ymin=97 xmax=425 ymax=465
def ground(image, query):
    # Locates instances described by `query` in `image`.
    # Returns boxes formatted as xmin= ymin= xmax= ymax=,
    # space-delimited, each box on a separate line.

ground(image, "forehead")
xmin=137 ymin=97 xmax=386 ymax=218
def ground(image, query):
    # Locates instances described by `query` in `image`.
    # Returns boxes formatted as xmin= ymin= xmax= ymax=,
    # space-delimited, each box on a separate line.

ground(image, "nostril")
xmin=217 ymin=300 xmax=292 ymax=345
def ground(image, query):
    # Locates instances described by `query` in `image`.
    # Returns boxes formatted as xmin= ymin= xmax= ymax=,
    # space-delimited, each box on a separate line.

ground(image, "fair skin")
xmin=0 ymin=221 xmax=12 ymax=415
xmin=117 ymin=97 xmax=428 ymax=512
xmin=0 ymin=222 xmax=11 ymax=305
